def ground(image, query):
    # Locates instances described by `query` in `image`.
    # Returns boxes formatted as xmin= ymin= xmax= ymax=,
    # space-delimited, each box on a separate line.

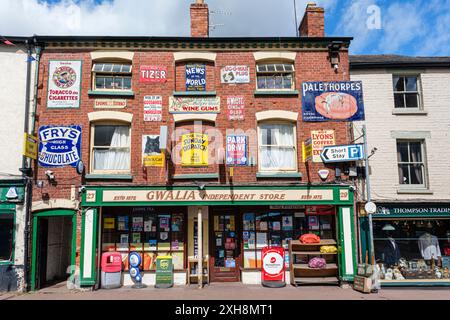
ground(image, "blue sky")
xmin=3 ymin=0 xmax=450 ymax=56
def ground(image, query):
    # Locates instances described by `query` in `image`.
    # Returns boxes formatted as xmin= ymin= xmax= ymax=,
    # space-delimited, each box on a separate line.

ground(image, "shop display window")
xmin=102 ymin=207 xmax=186 ymax=271
xmin=373 ymin=219 xmax=450 ymax=281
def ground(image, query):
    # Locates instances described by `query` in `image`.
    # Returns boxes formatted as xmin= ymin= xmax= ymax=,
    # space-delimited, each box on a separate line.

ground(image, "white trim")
xmin=342 ymin=207 xmax=354 ymax=276
xmin=253 ymin=52 xmax=297 ymax=62
xmin=90 ymin=51 xmax=134 ymax=61
xmin=32 ymin=199 xmax=78 ymax=212
xmin=82 ymin=209 xmax=95 ymax=279
xmin=255 ymin=110 xmax=298 ymax=122
xmin=173 ymin=52 xmax=216 ymax=62
xmin=173 ymin=114 xmax=217 ymax=123
xmin=88 ymin=111 xmax=133 ymax=123
xmin=390 ymin=131 xmax=430 ymax=139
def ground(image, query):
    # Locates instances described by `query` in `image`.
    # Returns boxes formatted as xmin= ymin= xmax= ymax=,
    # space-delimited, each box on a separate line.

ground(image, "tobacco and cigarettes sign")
xmin=226 ymin=135 xmax=247 ymax=166
xmin=221 ymin=65 xmax=250 ymax=84
xmin=144 ymin=96 xmax=163 ymax=122
xmin=47 ymin=60 xmax=82 ymax=108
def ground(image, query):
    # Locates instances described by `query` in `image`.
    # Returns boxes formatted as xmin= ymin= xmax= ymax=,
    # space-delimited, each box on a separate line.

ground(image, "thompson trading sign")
xmin=302 ymin=81 xmax=365 ymax=122
xmin=47 ymin=60 xmax=82 ymax=108
xmin=38 ymin=125 xmax=82 ymax=167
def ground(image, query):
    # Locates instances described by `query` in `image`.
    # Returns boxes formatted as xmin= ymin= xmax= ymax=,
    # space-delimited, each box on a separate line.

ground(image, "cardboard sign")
xmin=47 ymin=60 xmax=82 ymax=108
xmin=221 ymin=65 xmax=250 ymax=84
xmin=227 ymin=96 xmax=245 ymax=121
xmin=143 ymin=95 xmax=163 ymax=122
xmin=181 ymin=133 xmax=208 ymax=166
xmin=226 ymin=135 xmax=247 ymax=166
xmin=23 ymin=133 xmax=38 ymax=160
xmin=311 ymin=130 xmax=335 ymax=162
xmin=169 ymin=97 xmax=220 ymax=113
xmin=261 ymin=246 xmax=285 ymax=282
xmin=186 ymin=63 xmax=206 ymax=91
xmin=142 ymin=135 xmax=164 ymax=167
xmin=140 ymin=66 xmax=167 ymax=83
xmin=302 ymin=81 xmax=365 ymax=122
xmin=38 ymin=125 xmax=82 ymax=168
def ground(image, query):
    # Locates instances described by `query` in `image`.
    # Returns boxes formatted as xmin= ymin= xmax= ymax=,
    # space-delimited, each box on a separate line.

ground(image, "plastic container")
xmin=101 ymin=252 xmax=122 ymax=289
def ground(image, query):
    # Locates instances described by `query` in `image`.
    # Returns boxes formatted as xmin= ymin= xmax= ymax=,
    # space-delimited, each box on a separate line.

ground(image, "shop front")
xmin=79 ymin=185 xmax=357 ymax=287
xmin=359 ymin=203 xmax=450 ymax=286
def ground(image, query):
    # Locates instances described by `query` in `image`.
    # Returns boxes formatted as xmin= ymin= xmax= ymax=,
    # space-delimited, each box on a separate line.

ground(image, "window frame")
xmin=0 ymin=210 xmax=15 ymax=265
xmin=392 ymin=74 xmax=422 ymax=110
xmin=89 ymin=121 xmax=132 ymax=175
xmin=255 ymin=61 xmax=295 ymax=92
xmin=91 ymin=61 xmax=133 ymax=92
xmin=257 ymin=121 xmax=298 ymax=173
xmin=396 ymin=139 xmax=429 ymax=189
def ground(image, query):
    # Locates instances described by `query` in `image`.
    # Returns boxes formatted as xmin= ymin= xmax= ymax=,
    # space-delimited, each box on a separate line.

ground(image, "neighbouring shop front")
xmin=79 ymin=185 xmax=357 ymax=287
xmin=359 ymin=203 xmax=450 ymax=286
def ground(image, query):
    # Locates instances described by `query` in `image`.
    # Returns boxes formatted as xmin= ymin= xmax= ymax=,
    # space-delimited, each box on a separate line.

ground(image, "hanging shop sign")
xmin=23 ymin=133 xmax=39 ymax=160
xmin=311 ymin=130 xmax=335 ymax=163
xmin=226 ymin=135 xmax=247 ymax=166
xmin=38 ymin=125 xmax=82 ymax=168
xmin=143 ymin=95 xmax=163 ymax=122
xmin=320 ymin=144 xmax=364 ymax=163
xmin=142 ymin=135 xmax=164 ymax=167
xmin=221 ymin=65 xmax=250 ymax=84
xmin=374 ymin=204 xmax=450 ymax=218
xmin=302 ymin=81 xmax=365 ymax=122
xmin=169 ymin=97 xmax=220 ymax=114
xmin=227 ymin=96 xmax=245 ymax=121
xmin=181 ymin=133 xmax=208 ymax=166
xmin=261 ymin=246 xmax=286 ymax=287
xmin=155 ymin=255 xmax=174 ymax=288
xmin=94 ymin=99 xmax=127 ymax=109
xmin=302 ymin=138 xmax=313 ymax=162
xmin=139 ymin=65 xmax=167 ymax=83
xmin=47 ymin=60 xmax=82 ymax=108
xmin=186 ymin=63 xmax=206 ymax=91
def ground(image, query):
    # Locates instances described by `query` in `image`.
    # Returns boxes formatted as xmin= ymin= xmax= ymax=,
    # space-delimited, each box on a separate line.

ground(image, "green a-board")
xmin=155 ymin=256 xmax=173 ymax=288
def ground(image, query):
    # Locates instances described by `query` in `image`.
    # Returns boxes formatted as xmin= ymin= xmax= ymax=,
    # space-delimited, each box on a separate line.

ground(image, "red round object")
xmin=315 ymin=92 xmax=358 ymax=120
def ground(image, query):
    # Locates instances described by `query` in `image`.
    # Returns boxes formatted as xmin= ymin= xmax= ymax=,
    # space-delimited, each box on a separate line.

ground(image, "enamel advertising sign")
xmin=140 ymin=66 xmax=167 ymax=83
xmin=181 ymin=133 xmax=208 ymax=166
xmin=169 ymin=97 xmax=220 ymax=114
xmin=38 ymin=125 xmax=82 ymax=168
xmin=302 ymin=81 xmax=365 ymax=122
xmin=311 ymin=130 xmax=335 ymax=163
xmin=142 ymin=135 xmax=164 ymax=167
xmin=227 ymin=96 xmax=245 ymax=121
xmin=221 ymin=65 xmax=250 ymax=84
xmin=186 ymin=63 xmax=206 ymax=91
xmin=143 ymin=95 xmax=163 ymax=122
xmin=47 ymin=60 xmax=82 ymax=108
xmin=226 ymin=135 xmax=247 ymax=166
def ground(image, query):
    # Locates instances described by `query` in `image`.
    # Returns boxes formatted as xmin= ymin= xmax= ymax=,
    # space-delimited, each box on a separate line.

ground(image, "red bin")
xmin=101 ymin=252 xmax=122 ymax=288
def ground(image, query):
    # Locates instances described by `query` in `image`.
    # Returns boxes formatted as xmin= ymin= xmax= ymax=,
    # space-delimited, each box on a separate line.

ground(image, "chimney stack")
xmin=190 ymin=0 xmax=209 ymax=37
xmin=299 ymin=3 xmax=325 ymax=37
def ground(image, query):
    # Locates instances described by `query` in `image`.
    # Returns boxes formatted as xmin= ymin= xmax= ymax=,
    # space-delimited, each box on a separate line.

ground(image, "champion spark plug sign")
xmin=226 ymin=135 xmax=247 ymax=166
xmin=38 ymin=125 xmax=82 ymax=167
xmin=186 ymin=63 xmax=206 ymax=91
xmin=139 ymin=66 xmax=167 ymax=83
xmin=47 ymin=60 xmax=82 ymax=108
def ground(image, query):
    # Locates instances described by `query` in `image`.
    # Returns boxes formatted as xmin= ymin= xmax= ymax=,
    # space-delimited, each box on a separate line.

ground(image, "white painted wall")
xmin=351 ymin=68 xmax=450 ymax=201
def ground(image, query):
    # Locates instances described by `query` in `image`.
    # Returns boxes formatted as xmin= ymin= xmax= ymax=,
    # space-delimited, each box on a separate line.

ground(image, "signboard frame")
xmin=320 ymin=144 xmax=365 ymax=163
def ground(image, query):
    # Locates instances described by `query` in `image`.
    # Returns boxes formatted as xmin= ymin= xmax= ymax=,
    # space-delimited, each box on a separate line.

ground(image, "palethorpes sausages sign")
xmin=38 ymin=125 xmax=82 ymax=167
xmin=47 ymin=60 xmax=82 ymax=108
xmin=302 ymin=81 xmax=365 ymax=122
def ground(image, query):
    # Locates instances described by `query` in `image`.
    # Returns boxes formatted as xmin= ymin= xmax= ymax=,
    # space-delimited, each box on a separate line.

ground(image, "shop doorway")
xmin=209 ymin=209 xmax=241 ymax=282
xmin=31 ymin=210 xmax=77 ymax=291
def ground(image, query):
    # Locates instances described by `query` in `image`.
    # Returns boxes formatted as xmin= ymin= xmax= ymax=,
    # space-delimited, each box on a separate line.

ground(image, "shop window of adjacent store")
xmin=393 ymin=75 xmax=422 ymax=109
xmin=397 ymin=140 xmax=428 ymax=187
xmin=0 ymin=212 xmax=14 ymax=263
xmin=92 ymin=62 xmax=132 ymax=91
xmin=258 ymin=122 xmax=297 ymax=172
xmin=91 ymin=124 xmax=131 ymax=173
xmin=256 ymin=63 xmax=295 ymax=91
xmin=373 ymin=219 xmax=450 ymax=282
xmin=102 ymin=208 xmax=186 ymax=271
xmin=242 ymin=207 xmax=336 ymax=269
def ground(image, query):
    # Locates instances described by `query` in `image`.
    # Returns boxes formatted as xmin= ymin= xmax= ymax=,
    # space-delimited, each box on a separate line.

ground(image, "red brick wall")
xmin=299 ymin=7 xmax=325 ymax=37
xmin=190 ymin=3 xmax=209 ymax=37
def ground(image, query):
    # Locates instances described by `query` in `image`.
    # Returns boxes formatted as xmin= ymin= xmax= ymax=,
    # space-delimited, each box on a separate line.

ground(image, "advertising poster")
xmin=104 ymin=218 xmax=115 ymax=229
xmin=227 ymin=96 xmax=245 ymax=121
xmin=261 ymin=247 xmax=285 ymax=282
xmin=181 ymin=133 xmax=208 ymax=166
xmin=143 ymin=95 xmax=163 ymax=122
xmin=118 ymin=216 xmax=129 ymax=231
xmin=132 ymin=217 xmax=144 ymax=231
xmin=186 ymin=63 xmax=206 ymax=91
xmin=38 ymin=125 xmax=82 ymax=168
xmin=139 ymin=66 xmax=167 ymax=83
xmin=221 ymin=65 xmax=250 ymax=84
xmin=226 ymin=135 xmax=247 ymax=166
xmin=169 ymin=97 xmax=220 ymax=113
xmin=311 ymin=130 xmax=336 ymax=163
xmin=47 ymin=60 xmax=82 ymax=108
xmin=302 ymin=81 xmax=365 ymax=122
xmin=155 ymin=256 xmax=174 ymax=288
xmin=142 ymin=135 xmax=164 ymax=167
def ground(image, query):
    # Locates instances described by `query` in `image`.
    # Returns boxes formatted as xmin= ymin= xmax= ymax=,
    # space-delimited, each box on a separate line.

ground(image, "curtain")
xmin=260 ymin=124 xmax=295 ymax=170
xmin=94 ymin=126 xmax=130 ymax=170
xmin=409 ymin=142 xmax=423 ymax=184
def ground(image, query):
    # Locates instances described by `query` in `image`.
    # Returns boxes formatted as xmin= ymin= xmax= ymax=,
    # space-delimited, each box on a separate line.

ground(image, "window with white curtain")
xmin=258 ymin=122 xmax=297 ymax=172
xmin=91 ymin=124 xmax=131 ymax=172
xmin=396 ymin=140 xmax=427 ymax=187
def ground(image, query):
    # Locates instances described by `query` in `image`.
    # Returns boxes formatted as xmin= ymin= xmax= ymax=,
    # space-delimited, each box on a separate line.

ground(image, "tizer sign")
xmin=321 ymin=144 xmax=364 ymax=163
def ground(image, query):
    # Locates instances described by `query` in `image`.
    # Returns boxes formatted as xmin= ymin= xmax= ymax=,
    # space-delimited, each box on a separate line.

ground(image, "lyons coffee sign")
xmin=38 ymin=125 xmax=82 ymax=167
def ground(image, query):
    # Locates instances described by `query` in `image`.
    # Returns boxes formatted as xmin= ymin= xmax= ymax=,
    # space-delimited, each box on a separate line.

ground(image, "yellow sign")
xmin=143 ymin=154 xmax=165 ymax=167
xmin=311 ymin=130 xmax=335 ymax=163
xmin=142 ymin=135 xmax=164 ymax=167
xmin=23 ymin=133 xmax=38 ymax=160
xmin=104 ymin=217 xmax=115 ymax=229
xmin=302 ymin=138 xmax=313 ymax=162
xmin=181 ymin=133 xmax=208 ymax=166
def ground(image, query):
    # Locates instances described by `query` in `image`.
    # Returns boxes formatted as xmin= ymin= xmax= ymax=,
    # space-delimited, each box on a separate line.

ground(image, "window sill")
xmin=85 ymin=174 xmax=133 ymax=181
xmin=173 ymin=91 xmax=216 ymax=97
xmin=397 ymin=188 xmax=433 ymax=195
xmin=173 ymin=173 xmax=219 ymax=180
xmin=256 ymin=172 xmax=302 ymax=178
xmin=392 ymin=109 xmax=427 ymax=115
xmin=254 ymin=90 xmax=299 ymax=96
xmin=88 ymin=90 xmax=135 ymax=97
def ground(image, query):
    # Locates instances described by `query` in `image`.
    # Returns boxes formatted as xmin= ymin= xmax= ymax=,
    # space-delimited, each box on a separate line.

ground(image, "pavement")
xmin=2 ymin=282 xmax=450 ymax=300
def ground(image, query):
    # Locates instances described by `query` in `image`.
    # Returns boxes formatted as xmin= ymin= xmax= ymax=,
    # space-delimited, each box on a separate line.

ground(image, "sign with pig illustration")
xmin=301 ymin=81 xmax=365 ymax=122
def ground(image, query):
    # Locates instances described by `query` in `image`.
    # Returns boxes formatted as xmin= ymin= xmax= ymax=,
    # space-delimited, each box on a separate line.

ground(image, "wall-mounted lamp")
xmin=328 ymin=41 xmax=343 ymax=73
